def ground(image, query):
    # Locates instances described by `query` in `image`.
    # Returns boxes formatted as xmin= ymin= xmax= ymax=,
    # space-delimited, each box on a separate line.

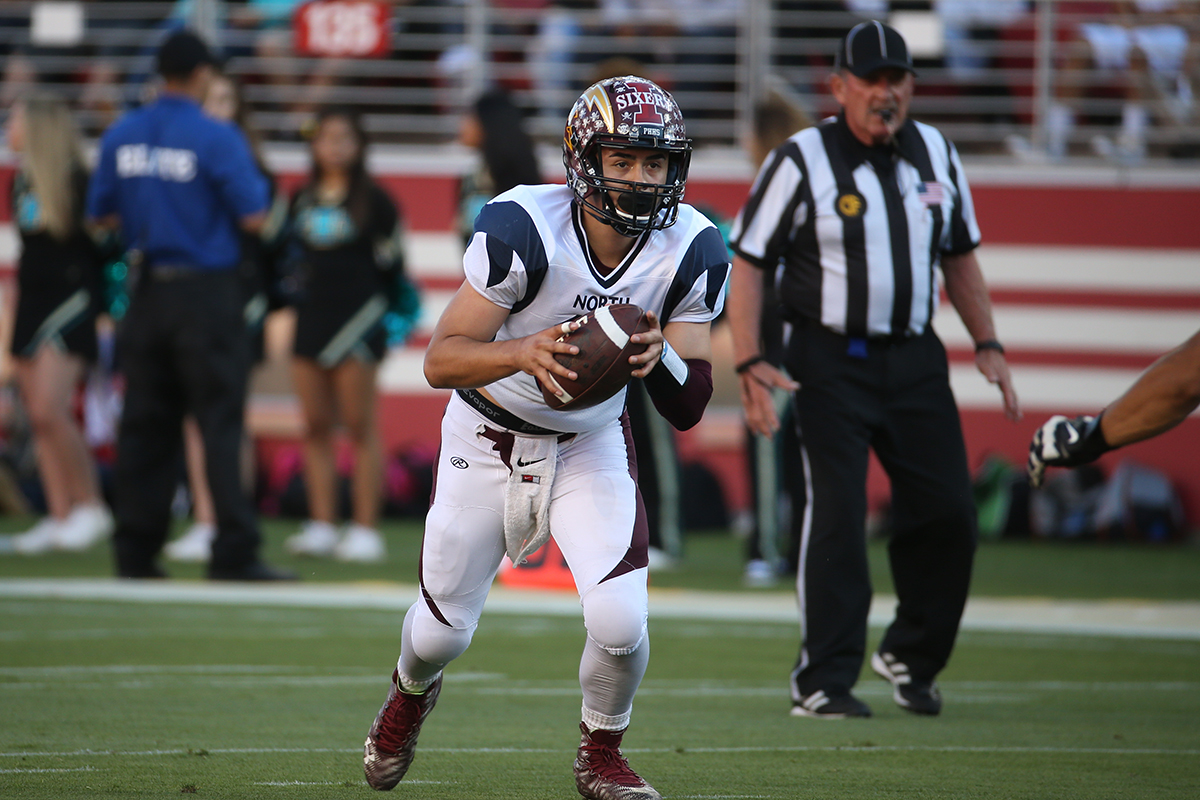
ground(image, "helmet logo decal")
xmin=581 ymin=84 xmax=614 ymax=133
xmin=616 ymin=89 xmax=667 ymax=129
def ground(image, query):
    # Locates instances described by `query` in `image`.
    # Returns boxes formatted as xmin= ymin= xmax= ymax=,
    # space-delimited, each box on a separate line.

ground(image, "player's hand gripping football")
xmin=627 ymin=310 xmax=664 ymax=379
xmin=1027 ymin=414 xmax=1111 ymax=488
xmin=518 ymin=320 xmax=583 ymax=401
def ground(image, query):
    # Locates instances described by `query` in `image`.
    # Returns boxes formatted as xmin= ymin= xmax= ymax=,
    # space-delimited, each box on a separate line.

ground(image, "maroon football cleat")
xmin=573 ymin=722 xmax=662 ymax=800
xmin=363 ymin=670 xmax=442 ymax=791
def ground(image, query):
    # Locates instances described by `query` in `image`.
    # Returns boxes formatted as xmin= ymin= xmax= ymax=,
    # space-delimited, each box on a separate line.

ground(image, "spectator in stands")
xmin=282 ymin=109 xmax=414 ymax=563
xmin=166 ymin=72 xmax=287 ymax=563
xmin=529 ymin=1 xmax=595 ymax=118
xmin=1045 ymin=0 xmax=1198 ymax=161
xmin=238 ymin=0 xmax=344 ymax=124
xmin=6 ymin=93 xmax=114 ymax=555
xmin=738 ymin=85 xmax=812 ymax=587
xmin=935 ymin=0 xmax=1030 ymax=125
xmin=78 ymin=59 xmax=125 ymax=137
xmin=456 ymin=88 xmax=543 ymax=246
xmin=0 ymin=52 xmax=36 ymax=108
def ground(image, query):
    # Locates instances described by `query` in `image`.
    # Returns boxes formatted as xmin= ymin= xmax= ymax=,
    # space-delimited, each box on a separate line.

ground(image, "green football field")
xmin=2 ymin=519 xmax=1199 ymax=799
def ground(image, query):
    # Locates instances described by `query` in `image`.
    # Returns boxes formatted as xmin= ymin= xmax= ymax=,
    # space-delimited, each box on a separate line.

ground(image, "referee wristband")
xmin=974 ymin=339 xmax=1005 ymax=356
xmin=735 ymin=355 xmax=766 ymax=374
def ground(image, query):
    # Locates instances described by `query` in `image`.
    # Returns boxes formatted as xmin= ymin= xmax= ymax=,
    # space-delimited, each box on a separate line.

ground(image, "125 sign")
xmin=294 ymin=0 xmax=391 ymax=58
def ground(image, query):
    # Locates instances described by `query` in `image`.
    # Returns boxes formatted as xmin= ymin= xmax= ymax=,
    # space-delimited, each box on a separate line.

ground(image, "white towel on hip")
xmin=503 ymin=434 xmax=559 ymax=565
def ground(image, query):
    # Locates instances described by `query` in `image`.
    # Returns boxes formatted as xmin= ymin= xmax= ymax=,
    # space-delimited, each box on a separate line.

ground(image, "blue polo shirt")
xmin=87 ymin=94 xmax=268 ymax=270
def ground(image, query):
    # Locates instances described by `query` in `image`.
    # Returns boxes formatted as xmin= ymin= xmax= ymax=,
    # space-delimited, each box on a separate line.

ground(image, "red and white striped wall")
xmin=2 ymin=149 xmax=1197 ymax=524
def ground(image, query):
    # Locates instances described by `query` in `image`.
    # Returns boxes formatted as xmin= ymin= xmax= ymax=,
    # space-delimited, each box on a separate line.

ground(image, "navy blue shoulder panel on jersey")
xmin=474 ymin=200 xmax=550 ymax=312
xmin=661 ymin=224 xmax=730 ymax=323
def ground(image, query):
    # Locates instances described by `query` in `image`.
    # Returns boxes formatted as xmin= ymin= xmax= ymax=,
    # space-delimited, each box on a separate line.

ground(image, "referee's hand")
xmin=976 ymin=348 xmax=1021 ymax=421
xmin=739 ymin=362 xmax=799 ymax=437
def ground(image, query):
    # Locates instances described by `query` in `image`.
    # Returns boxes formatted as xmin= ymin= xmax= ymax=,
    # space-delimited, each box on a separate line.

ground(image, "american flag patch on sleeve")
xmin=917 ymin=182 xmax=946 ymax=206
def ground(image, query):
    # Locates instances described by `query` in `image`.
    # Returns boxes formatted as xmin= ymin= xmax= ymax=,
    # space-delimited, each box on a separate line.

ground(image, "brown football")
xmin=541 ymin=304 xmax=651 ymax=411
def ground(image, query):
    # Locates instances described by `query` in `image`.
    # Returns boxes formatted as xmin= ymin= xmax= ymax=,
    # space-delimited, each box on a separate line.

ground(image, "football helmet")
xmin=563 ymin=76 xmax=692 ymax=237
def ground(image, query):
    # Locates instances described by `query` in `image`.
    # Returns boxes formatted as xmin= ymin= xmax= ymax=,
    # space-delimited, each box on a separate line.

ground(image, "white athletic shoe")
xmin=743 ymin=558 xmax=778 ymax=588
xmin=11 ymin=517 xmax=64 ymax=555
xmin=54 ymin=504 xmax=114 ymax=551
xmin=284 ymin=520 xmax=340 ymax=557
xmin=645 ymin=546 xmax=675 ymax=572
xmin=164 ymin=522 xmax=216 ymax=562
xmin=334 ymin=524 xmax=386 ymax=563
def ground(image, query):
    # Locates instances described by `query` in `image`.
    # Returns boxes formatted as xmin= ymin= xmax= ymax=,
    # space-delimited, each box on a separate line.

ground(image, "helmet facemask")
xmin=576 ymin=139 xmax=690 ymax=237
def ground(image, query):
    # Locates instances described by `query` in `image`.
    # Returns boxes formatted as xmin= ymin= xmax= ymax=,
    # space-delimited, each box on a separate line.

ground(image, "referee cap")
xmin=836 ymin=21 xmax=917 ymax=78
xmin=157 ymin=30 xmax=216 ymax=79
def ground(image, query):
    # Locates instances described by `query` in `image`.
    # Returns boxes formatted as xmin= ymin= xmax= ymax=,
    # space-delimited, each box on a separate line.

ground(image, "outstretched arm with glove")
xmin=1028 ymin=328 xmax=1200 ymax=487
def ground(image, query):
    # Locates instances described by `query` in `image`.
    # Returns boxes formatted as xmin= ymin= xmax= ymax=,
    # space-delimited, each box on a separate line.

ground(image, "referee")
xmin=87 ymin=31 xmax=292 ymax=581
xmin=727 ymin=21 xmax=1019 ymax=718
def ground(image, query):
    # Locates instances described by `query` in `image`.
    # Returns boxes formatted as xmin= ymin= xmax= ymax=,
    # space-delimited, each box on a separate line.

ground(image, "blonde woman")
xmin=6 ymin=93 xmax=113 ymax=554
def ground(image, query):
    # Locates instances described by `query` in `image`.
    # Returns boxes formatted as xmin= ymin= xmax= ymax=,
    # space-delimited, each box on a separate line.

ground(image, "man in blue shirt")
xmin=88 ymin=30 xmax=292 ymax=580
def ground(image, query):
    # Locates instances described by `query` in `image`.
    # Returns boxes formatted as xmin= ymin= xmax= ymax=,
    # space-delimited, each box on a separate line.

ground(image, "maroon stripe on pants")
xmin=600 ymin=410 xmax=650 ymax=583
xmin=419 ymin=439 xmax=453 ymax=627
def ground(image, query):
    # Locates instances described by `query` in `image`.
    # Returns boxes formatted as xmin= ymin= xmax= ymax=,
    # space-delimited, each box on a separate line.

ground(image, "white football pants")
xmin=398 ymin=395 xmax=650 ymax=730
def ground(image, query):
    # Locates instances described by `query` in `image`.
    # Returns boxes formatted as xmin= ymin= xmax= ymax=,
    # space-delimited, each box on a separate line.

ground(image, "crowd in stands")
xmin=0 ymin=2 xmax=1191 ymax=155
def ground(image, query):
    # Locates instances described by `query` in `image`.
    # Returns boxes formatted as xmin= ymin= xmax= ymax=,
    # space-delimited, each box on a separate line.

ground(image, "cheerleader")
xmin=6 ymin=93 xmax=113 ymax=554
xmin=283 ymin=109 xmax=414 ymax=562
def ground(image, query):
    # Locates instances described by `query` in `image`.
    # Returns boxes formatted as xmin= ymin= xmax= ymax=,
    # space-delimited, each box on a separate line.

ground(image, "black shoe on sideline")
xmin=791 ymin=690 xmax=872 ymax=719
xmin=872 ymin=651 xmax=942 ymax=716
xmin=208 ymin=561 xmax=298 ymax=582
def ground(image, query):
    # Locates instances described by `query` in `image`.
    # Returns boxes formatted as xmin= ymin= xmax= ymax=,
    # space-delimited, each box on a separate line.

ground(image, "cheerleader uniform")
xmin=288 ymin=183 xmax=406 ymax=367
xmin=9 ymin=170 xmax=101 ymax=362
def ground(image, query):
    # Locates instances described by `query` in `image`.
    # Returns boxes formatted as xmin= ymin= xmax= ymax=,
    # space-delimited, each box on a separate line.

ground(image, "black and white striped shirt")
xmin=730 ymin=114 xmax=980 ymax=339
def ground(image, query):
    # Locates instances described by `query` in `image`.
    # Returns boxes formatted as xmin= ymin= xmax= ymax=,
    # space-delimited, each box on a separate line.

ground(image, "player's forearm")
xmin=942 ymin=251 xmax=999 ymax=345
xmin=728 ymin=256 xmax=766 ymax=363
xmin=1100 ymin=330 xmax=1200 ymax=447
xmin=423 ymin=335 xmax=524 ymax=389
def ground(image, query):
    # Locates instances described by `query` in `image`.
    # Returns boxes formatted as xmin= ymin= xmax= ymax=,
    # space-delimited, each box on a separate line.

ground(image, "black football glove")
xmin=1027 ymin=414 xmax=1111 ymax=488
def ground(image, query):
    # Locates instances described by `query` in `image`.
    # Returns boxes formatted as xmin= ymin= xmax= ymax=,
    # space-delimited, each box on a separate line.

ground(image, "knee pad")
xmin=581 ymin=574 xmax=648 ymax=656
xmin=409 ymin=597 xmax=478 ymax=667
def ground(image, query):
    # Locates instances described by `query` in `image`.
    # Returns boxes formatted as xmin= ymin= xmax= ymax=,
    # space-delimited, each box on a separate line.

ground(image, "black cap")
xmin=156 ymin=30 xmax=216 ymax=79
xmin=835 ymin=21 xmax=917 ymax=78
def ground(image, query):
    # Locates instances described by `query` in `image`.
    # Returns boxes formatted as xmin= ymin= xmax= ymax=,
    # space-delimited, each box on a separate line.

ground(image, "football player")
xmin=362 ymin=76 xmax=730 ymax=799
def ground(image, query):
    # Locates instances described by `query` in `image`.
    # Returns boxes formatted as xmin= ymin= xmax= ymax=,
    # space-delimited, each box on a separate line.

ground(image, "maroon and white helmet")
xmin=563 ymin=75 xmax=692 ymax=237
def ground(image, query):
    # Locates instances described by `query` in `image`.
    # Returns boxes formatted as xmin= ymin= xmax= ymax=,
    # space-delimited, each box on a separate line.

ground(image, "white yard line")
xmin=1 ymin=579 xmax=1197 ymax=640
xmin=2 ymin=745 xmax=1198 ymax=759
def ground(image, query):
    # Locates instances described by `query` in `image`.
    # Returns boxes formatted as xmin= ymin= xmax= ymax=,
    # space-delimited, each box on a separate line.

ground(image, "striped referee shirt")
xmin=730 ymin=114 xmax=981 ymax=339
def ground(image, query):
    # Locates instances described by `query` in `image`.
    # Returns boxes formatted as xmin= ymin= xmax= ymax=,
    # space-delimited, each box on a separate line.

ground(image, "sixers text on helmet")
xmin=563 ymin=75 xmax=692 ymax=237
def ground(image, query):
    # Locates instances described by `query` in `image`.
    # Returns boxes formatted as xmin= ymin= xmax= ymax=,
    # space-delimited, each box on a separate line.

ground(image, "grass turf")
xmin=1 ymin=598 xmax=1198 ymax=799
xmin=1 ymin=519 xmax=1199 ymax=798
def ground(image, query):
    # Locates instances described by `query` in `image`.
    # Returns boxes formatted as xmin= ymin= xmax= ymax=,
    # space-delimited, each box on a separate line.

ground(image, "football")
xmin=541 ymin=304 xmax=651 ymax=411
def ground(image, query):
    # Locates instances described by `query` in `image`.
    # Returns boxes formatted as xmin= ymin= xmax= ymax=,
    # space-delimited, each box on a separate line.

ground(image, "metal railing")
xmin=0 ymin=1 xmax=1194 ymax=159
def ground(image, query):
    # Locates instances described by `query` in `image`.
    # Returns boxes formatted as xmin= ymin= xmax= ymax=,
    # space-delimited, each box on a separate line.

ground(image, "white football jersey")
xmin=462 ymin=184 xmax=730 ymax=433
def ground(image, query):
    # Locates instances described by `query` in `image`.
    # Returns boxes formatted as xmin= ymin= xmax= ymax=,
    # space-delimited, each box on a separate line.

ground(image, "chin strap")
xmin=642 ymin=341 xmax=713 ymax=431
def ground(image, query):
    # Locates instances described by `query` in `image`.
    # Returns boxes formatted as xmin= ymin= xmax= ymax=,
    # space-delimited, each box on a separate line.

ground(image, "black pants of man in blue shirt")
xmin=111 ymin=268 xmax=262 ymax=578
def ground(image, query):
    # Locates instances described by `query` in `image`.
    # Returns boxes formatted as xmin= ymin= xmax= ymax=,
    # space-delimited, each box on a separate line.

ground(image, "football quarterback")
xmin=363 ymin=76 xmax=730 ymax=800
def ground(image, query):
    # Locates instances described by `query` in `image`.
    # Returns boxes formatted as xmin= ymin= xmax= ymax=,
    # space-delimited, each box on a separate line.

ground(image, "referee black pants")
xmin=785 ymin=322 xmax=977 ymax=698
xmin=112 ymin=270 xmax=261 ymax=577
